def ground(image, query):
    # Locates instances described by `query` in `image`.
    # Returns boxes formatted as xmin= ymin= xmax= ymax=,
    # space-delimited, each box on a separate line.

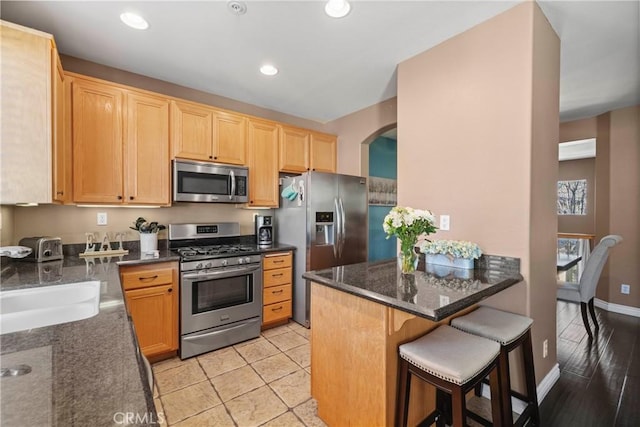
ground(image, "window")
xmin=557 ymin=179 xmax=587 ymax=215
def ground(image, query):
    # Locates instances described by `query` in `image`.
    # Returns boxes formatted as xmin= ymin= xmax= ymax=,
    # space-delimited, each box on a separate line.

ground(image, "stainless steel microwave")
xmin=173 ymin=159 xmax=248 ymax=203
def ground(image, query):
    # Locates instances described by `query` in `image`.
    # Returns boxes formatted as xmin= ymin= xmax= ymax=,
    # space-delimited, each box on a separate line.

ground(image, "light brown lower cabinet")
xmin=262 ymin=252 xmax=293 ymax=328
xmin=120 ymin=262 xmax=178 ymax=359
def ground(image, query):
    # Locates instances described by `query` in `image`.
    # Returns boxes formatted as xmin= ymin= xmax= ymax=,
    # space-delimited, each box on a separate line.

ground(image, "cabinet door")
xmin=213 ymin=110 xmax=247 ymax=165
xmin=125 ymin=283 xmax=178 ymax=358
xmin=171 ymin=100 xmax=213 ymax=161
xmin=125 ymin=92 xmax=170 ymax=205
xmin=247 ymin=119 xmax=279 ymax=207
xmin=72 ymin=78 xmax=124 ymax=203
xmin=279 ymin=126 xmax=310 ymax=173
xmin=310 ymin=132 xmax=337 ymax=173
xmin=52 ymin=49 xmax=70 ymax=203
xmin=0 ymin=22 xmax=53 ymax=204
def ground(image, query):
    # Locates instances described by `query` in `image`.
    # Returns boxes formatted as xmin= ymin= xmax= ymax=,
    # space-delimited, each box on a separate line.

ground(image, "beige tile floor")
xmin=151 ymin=322 xmax=325 ymax=427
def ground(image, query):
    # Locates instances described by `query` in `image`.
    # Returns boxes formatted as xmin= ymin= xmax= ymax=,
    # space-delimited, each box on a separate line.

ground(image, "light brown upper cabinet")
xmin=248 ymin=119 xmax=279 ymax=207
xmin=71 ymin=75 xmax=170 ymax=205
xmin=0 ymin=22 xmax=56 ymax=204
xmin=310 ymin=132 xmax=337 ymax=173
xmin=171 ymin=100 xmax=246 ymax=165
xmin=279 ymin=125 xmax=337 ymax=173
xmin=125 ymin=92 xmax=171 ymax=205
xmin=52 ymin=47 xmax=72 ymax=204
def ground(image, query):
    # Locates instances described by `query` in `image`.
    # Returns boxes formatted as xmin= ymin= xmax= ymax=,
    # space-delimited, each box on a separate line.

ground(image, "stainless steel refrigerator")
xmin=275 ymin=171 xmax=368 ymax=327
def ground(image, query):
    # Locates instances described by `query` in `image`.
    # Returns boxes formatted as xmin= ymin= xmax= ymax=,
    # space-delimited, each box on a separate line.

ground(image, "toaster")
xmin=18 ymin=237 xmax=64 ymax=262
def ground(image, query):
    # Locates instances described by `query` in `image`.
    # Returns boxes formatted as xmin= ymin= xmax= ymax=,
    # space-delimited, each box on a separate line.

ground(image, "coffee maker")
xmin=255 ymin=215 xmax=274 ymax=247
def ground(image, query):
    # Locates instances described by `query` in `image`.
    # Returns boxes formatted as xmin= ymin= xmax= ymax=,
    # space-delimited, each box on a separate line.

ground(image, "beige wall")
xmin=398 ymin=2 xmax=559 ymax=383
xmin=324 ymin=97 xmax=397 ymax=176
xmin=6 ymin=204 xmax=264 ymax=246
xmin=608 ymin=105 xmax=639 ymax=307
xmin=559 ymin=117 xmax=597 ymax=142
xmin=0 ymin=205 xmax=14 ymax=245
xmin=560 ymin=106 xmax=639 ymax=309
xmin=558 ymin=158 xmax=596 ymax=234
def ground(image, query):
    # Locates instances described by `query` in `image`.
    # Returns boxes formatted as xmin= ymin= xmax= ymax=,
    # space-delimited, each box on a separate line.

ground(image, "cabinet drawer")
xmin=263 ymin=267 xmax=291 ymax=288
xmin=263 ymin=300 xmax=292 ymax=324
xmin=121 ymin=267 xmax=174 ymax=290
xmin=263 ymin=284 xmax=292 ymax=306
xmin=263 ymin=252 xmax=292 ymax=270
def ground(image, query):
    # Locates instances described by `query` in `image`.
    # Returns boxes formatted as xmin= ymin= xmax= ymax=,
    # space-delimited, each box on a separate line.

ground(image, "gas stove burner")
xmin=176 ymin=244 xmax=260 ymax=261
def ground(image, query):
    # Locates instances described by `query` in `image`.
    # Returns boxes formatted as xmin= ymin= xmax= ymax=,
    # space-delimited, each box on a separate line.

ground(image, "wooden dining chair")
xmin=557 ymin=235 xmax=623 ymax=339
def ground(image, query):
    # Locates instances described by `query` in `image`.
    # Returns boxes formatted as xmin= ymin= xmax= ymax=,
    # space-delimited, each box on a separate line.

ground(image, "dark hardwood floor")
xmin=539 ymin=301 xmax=640 ymax=426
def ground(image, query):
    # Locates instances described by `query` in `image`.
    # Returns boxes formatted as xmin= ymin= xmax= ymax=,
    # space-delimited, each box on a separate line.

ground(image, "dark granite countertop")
xmin=0 ymin=242 xmax=295 ymax=426
xmin=302 ymin=257 xmax=523 ymax=321
xmin=0 ymin=251 xmax=177 ymax=427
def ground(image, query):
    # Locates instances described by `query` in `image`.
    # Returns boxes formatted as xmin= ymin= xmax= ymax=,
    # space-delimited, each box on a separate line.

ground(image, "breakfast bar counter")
xmin=302 ymin=257 xmax=523 ymax=426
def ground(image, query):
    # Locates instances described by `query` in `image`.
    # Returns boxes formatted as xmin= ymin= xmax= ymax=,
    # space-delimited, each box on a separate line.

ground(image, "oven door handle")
xmin=182 ymin=318 xmax=261 ymax=343
xmin=182 ymin=265 xmax=261 ymax=281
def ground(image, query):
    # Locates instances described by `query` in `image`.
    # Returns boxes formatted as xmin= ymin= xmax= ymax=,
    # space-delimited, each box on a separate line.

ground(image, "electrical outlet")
xmin=439 ymin=214 xmax=450 ymax=231
xmin=97 ymin=212 xmax=108 ymax=226
xmin=543 ymin=339 xmax=548 ymax=358
xmin=621 ymin=284 xmax=630 ymax=295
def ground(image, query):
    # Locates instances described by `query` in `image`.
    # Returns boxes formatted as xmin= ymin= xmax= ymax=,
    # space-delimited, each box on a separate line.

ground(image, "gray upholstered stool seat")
xmin=450 ymin=306 xmax=533 ymax=345
xmin=451 ymin=306 xmax=540 ymax=427
xmin=399 ymin=325 xmax=500 ymax=385
xmin=396 ymin=325 xmax=505 ymax=427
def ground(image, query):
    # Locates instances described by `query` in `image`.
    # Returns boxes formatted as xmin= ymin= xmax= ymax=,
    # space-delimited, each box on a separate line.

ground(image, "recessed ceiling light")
xmin=325 ymin=0 xmax=351 ymax=18
xmin=260 ymin=64 xmax=278 ymax=76
xmin=120 ymin=12 xmax=149 ymax=30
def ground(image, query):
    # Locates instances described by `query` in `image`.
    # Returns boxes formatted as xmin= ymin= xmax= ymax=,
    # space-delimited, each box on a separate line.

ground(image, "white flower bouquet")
xmin=383 ymin=206 xmax=437 ymax=273
xmin=419 ymin=239 xmax=483 ymax=260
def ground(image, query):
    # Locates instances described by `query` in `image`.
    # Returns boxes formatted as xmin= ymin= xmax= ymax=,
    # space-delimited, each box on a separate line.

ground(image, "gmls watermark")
xmin=113 ymin=412 xmax=165 ymax=425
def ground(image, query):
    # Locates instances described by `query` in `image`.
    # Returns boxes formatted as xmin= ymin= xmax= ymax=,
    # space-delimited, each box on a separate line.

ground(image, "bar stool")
xmin=395 ymin=325 xmax=504 ymax=427
xmin=451 ymin=306 xmax=540 ymax=427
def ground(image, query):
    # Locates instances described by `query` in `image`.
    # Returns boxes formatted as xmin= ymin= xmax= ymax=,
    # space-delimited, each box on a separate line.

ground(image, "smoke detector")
xmin=227 ymin=1 xmax=247 ymax=16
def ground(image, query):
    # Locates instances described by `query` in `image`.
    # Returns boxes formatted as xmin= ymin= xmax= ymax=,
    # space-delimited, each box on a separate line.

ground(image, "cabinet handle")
xmin=168 ymin=288 xmax=173 ymax=293
xmin=272 ymin=289 xmax=284 ymax=294
xmin=214 ymin=156 xmax=218 ymax=160
xmin=272 ymin=306 xmax=283 ymax=312
xmin=138 ymin=275 xmax=158 ymax=281
xmin=117 ymin=195 xmax=123 ymax=200
xmin=271 ymin=273 xmax=283 ymax=277
xmin=273 ymin=260 xmax=284 ymax=264
xmin=209 ymin=156 xmax=213 ymax=159
xmin=129 ymin=196 xmax=134 ymax=200
xmin=56 ymin=191 xmax=64 ymax=195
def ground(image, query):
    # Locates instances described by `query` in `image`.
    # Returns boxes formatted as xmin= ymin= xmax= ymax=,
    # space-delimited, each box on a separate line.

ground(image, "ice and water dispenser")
xmin=314 ymin=212 xmax=334 ymax=245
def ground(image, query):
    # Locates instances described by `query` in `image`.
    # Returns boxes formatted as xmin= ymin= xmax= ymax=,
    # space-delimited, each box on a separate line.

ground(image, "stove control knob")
xmin=205 ymin=262 xmax=213 ymax=268
xmin=244 ymin=257 xmax=251 ymax=263
xmin=238 ymin=258 xmax=244 ymax=264
xmin=221 ymin=260 xmax=228 ymax=266
xmin=196 ymin=263 xmax=203 ymax=269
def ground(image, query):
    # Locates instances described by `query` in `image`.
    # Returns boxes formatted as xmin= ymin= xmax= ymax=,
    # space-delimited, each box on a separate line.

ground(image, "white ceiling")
xmin=2 ymin=1 xmax=638 ymax=123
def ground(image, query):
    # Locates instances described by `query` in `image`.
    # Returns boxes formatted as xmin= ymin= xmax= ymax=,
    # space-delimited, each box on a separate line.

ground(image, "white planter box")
xmin=424 ymin=254 xmax=474 ymax=269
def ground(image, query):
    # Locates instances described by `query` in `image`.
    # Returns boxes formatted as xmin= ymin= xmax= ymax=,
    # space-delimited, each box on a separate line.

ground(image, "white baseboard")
xmin=480 ymin=363 xmax=560 ymax=414
xmin=594 ymin=298 xmax=640 ymax=318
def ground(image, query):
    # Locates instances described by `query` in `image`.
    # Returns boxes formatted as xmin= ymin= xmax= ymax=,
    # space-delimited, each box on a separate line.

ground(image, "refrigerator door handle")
xmin=338 ymin=197 xmax=346 ymax=258
xmin=333 ymin=197 xmax=340 ymax=259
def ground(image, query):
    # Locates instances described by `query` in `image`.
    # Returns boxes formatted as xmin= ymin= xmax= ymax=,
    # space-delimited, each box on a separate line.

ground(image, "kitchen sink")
xmin=0 ymin=281 xmax=100 ymax=335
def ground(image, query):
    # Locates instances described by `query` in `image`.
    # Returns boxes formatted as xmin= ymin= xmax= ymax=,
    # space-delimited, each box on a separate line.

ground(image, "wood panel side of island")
xmin=310 ymin=282 xmax=454 ymax=426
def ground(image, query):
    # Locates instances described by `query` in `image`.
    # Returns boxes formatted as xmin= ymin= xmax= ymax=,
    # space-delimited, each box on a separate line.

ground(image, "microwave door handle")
xmin=229 ymin=170 xmax=236 ymax=201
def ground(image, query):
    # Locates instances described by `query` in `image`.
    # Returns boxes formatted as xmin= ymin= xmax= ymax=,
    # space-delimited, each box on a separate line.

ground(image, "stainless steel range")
xmin=169 ymin=223 xmax=262 ymax=359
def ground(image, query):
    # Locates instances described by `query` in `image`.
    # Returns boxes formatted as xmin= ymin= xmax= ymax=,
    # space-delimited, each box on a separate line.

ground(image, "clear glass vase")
xmin=398 ymin=248 xmax=418 ymax=274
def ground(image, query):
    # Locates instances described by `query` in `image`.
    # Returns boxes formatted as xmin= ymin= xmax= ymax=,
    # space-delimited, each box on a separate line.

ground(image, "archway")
xmin=362 ymin=124 xmax=397 ymax=261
